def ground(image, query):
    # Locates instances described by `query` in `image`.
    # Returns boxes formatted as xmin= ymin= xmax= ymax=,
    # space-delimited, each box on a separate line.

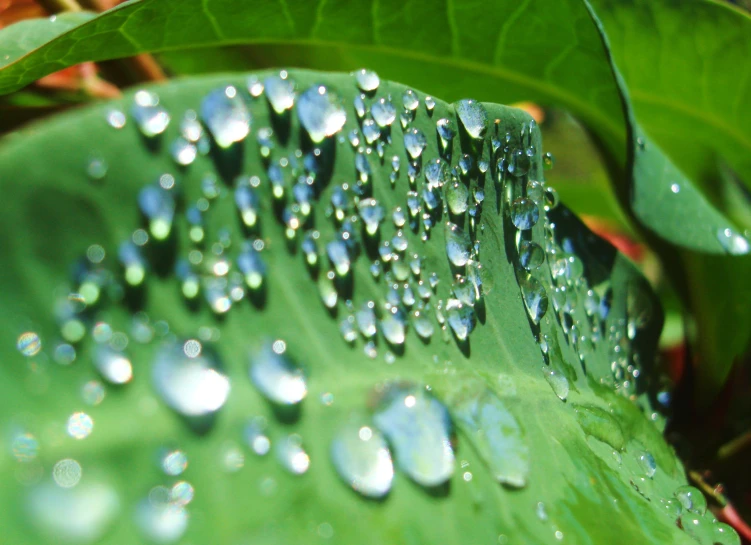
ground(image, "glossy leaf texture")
xmin=0 ymin=70 xmax=722 ymax=545
xmin=0 ymin=0 xmax=741 ymax=254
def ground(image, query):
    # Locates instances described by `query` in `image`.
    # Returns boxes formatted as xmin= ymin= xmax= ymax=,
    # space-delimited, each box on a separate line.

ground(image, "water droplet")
xmin=424 ymin=96 xmax=436 ymax=112
xmin=200 ymin=85 xmax=251 ymax=148
xmin=327 ymin=239 xmax=351 ymax=276
xmin=298 ymin=85 xmax=347 ymax=142
xmin=446 ymin=298 xmax=475 ymax=341
xmin=245 ymin=417 xmax=271 ymax=456
xmin=17 ymin=331 xmax=41 ymax=356
xmin=53 ymin=458 xmax=82 ymax=488
xmin=170 ymin=137 xmax=197 ymax=166
xmin=510 ymin=198 xmax=539 ymax=230
xmin=277 ymin=434 xmax=310 ymax=474
xmin=436 ymin=118 xmax=456 ymax=151
xmin=161 ymin=450 xmax=188 ymax=476
xmin=358 ymin=198 xmax=385 ymax=235
xmin=171 ymin=482 xmax=194 ymax=506
xmin=12 ymin=432 xmax=39 ymax=462
xmin=27 ymin=480 xmax=120 ymax=542
xmin=356 ymin=302 xmax=377 ymax=338
xmin=412 ymin=310 xmax=435 ymax=339
xmin=404 ymin=128 xmax=427 ymax=159
xmin=237 ymin=244 xmax=266 ymax=290
xmin=67 ymin=412 xmax=94 ymax=439
xmin=543 ymin=152 xmax=555 ymax=169
xmin=119 ymin=241 xmax=147 ymax=286
xmin=264 ymin=72 xmax=296 ymax=113
xmin=381 ymin=306 xmax=407 ymax=346
xmin=402 ymin=89 xmax=419 ymax=111
xmin=353 ymin=69 xmax=380 ymax=92
xmin=444 ymin=222 xmax=471 ymax=267
xmin=249 ymin=341 xmax=307 ymax=405
xmin=519 ymin=274 xmax=548 ymax=324
xmin=543 ymin=369 xmax=569 ymax=400
xmin=362 ymin=118 xmax=381 ymax=144
xmin=456 ymin=99 xmax=488 ymax=139
xmin=717 ymin=227 xmax=750 ymax=255
xmin=135 ymin=496 xmax=188 ymax=544
xmin=372 ymin=97 xmax=396 ymax=127
xmin=180 ymin=110 xmax=203 ymax=142
xmin=234 ymin=182 xmax=260 ymax=229
xmin=445 ymin=181 xmax=469 ymax=215
xmin=714 ymin=523 xmax=741 ymax=545
xmin=467 ymin=260 xmax=494 ymax=297
xmin=331 ymin=422 xmax=394 ymax=498
xmin=679 ymin=513 xmax=714 ymax=545
xmin=452 ymin=386 xmax=529 ymax=487
xmin=373 ymin=385 xmax=455 ymax=487
xmin=519 ymin=240 xmax=544 ymax=270
xmin=670 ymin=183 xmax=681 ymax=194
xmin=106 ymin=108 xmax=126 ymax=129
xmin=674 ymin=485 xmax=707 ymax=515
xmin=131 ymin=90 xmax=170 ymax=137
xmin=93 ymin=344 xmax=133 ymax=384
xmin=86 ymin=154 xmax=108 ymax=180
xmin=636 ymin=450 xmax=656 ymax=478
xmin=318 ymin=270 xmax=338 ymax=308
xmin=138 ymin=184 xmax=175 ymax=241
xmin=153 ymin=340 xmax=230 ymax=417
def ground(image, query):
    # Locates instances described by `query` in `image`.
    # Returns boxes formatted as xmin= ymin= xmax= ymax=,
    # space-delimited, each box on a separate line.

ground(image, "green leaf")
xmin=0 ymin=0 xmax=739 ymax=254
xmin=0 ymin=70 xmax=713 ymax=544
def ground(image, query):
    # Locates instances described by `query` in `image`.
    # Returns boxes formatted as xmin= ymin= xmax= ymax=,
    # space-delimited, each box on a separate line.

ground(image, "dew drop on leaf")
xmin=330 ymin=422 xmax=394 ymax=498
xmin=353 ymin=69 xmax=380 ymax=92
xmin=200 ymin=85 xmax=251 ymax=148
xmin=510 ymin=198 xmax=540 ymax=230
xmin=131 ymin=90 xmax=170 ymax=137
xmin=543 ymin=369 xmax=569 ymax=401
xmin=372 ymin=384 xmax=455 ymax=487
xmin=264 ymin=72 xmax=296 ymax=114
xmin=249 ymin=341 xmax=307 ymax=405
xmin=444 ymin=222 xmax=471 ymax=267
xmin=297 ymin=85 xmax=347 ymax=143
xmin=152 ymin=340 xmax=230 ymax=417
xmin=456 ymin=99 xmax=488 ymax=139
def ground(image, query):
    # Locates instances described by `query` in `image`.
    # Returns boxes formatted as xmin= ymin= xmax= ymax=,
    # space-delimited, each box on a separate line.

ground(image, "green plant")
xmin=0 ymin=1 xmax=749 ymax=544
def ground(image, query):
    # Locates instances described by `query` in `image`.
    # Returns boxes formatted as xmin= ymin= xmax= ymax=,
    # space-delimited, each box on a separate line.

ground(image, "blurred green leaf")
xmin=0 ymin=70 xmax=706 ymax=544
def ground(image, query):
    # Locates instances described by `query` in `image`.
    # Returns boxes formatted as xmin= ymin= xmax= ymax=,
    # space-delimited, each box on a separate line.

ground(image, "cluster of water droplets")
xmin=8 ymin=68 xmax=734 ymax=545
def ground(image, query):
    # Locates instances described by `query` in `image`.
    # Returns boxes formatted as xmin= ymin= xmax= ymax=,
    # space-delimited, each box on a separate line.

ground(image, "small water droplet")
xmin=138 ymin=184 xmax=175 ymax=241
xmin=331 ymin=422 xmax=394 ymax=498
xmin=381 ymin=306 xmax=407 ymax=346
xmin=519 ymin=240 xmax=544 ymax=270
xmin=446 ymin=298 xmax=475 ymax=341
xmin=53 ymin=458 xmax=82 ymax=488
xmin=161 ymin=450 xmax=188 ymax=476
xmin=402 ymin=89 xmax=419 ymax=111
xmin=318 ymin=270 xmax=338 ymax=308
xmin=17 ymin=331 xmax=41 ymax=356
xmin=249 ymin=341 xmax=307 ymax=405
xmin=371 ymin=97 xmax=396 ymax=127
xmin=237 ymin=243 xmax=266 ymax=290
xmin=135 ymin=495 xmax=188 ymax=544
xmin=358 ymin=198 xmax=385 ymax=235
xmin=636 ymin=450 xmax=656 ymax=478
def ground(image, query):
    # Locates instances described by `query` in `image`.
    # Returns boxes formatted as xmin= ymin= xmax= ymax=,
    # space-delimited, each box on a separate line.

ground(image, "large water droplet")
xmin=353 ymin=69 xmax=380 ymax=92
xmin=373 ymin=385 xmax=455 ymax=487
xmin=200 ymin=85 xmax=251 ymax=148
xmin=445 ymin=181 xmax=469 ymax=215
xmin=456 ymin=99 xmax=488 ymax=139
xmin=381 ymin=306 xmax=407 ymax=346
xmin=519 ymin=240 xmax=544 ymax=270
xmin=357 ymin=198 xmax=384 ymax=236
xmin=249 ymin=341 xmax=307 ymax=405
xmin=451 ymin=384 xmax=529 ymax=487
xmin=138 ymin=184 xmax=175 ymax=241
xmin=404 ymin=128 xmax=427 ymax=159
xmin=519 ymin=274 xmax=548 ymax=324
xmin=674 ymin=485 xmax=707 ymax=515
xmin=444 ymin=222 xmax=471 ymax=267
xmin=714 ymin=523 xmax=741 ymax=545
xmin=264 ymin=72 xmax=296 ymax=114
xmin=131 ymin=90 xmax=170 ymax=137
xmin=679 ymin=513 xmax=714 ymax=545
xmin=425 ymin=158 xmax=450 ymax=189
xmin=27 ymin=481 xmax=120 ymax=543
xmin=371 ymin=97 xmax=396 ymax=127
xmin=717 ymin=227 xmax=750 ymax=255
xmin=152 ymin=339 xmax=230 ymax=417
xmin=298 ymin=85 xmax=347 ymax=143
xmin=543 ymin=369 xmax=569 ymax=401
xmin=446 ymin=298 xmax=475 ymax=341
xmin=331 ymin=422 xmax=394 ymax=498
xmin=510 ymin=198 xmax=539 ymax=230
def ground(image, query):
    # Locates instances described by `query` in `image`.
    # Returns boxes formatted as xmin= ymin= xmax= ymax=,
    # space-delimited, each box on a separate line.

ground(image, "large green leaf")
xmin=0 ymin=70 xmax=727 ymax=545
xmin=0 ymin=0 xmax=739 ymax=254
